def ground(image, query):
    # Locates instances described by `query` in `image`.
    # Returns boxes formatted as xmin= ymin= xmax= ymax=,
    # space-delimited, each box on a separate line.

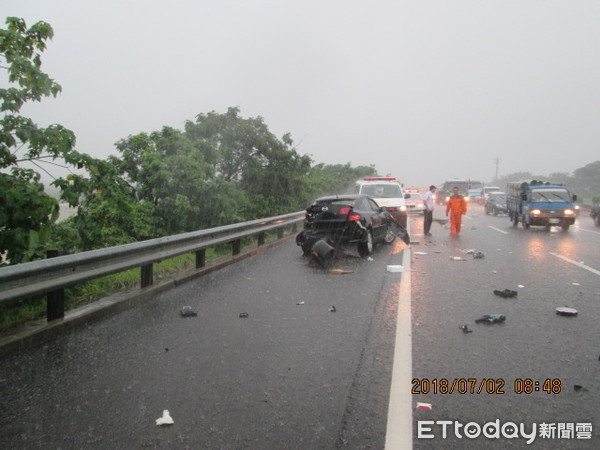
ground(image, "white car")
xmin=403 ymin=189 xmax=426 ymax=214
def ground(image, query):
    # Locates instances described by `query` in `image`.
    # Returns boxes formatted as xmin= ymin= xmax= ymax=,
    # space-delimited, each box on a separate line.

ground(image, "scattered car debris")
xmin=180 ymin=306 xmax=197 ymax=317
xmin=472 ymin=252 xmax=485 ymax=259
xmin=414 ymin=251 xmax=428 ymax=255
xmin=475 ymin=314 xmax=506 ymax=324
xmin=367 ymin=257 xmax=374 ymax=261
xmin=416 ymin=402 xmax=432 ymax=410
xmin=328 ymin=305 xmax=337 ymax=312
xmin=296 ymin=301 xmax=305 ymax=305
xmin=239 ymin=312 xmax=249 ymax=318
xmin=156 ymin=409 xmax=174 ymax=426
xmin=459 ymin=324 xmax=473 ymax=333
xmin=493 ymin=289 xmax=518 ymax=298
xmin=518 ymin=285 xmax=525 ymax=288
xmin=555 ymin=307 xmax=578 ymax=316
xmin=410 ymin=241 xmax=420 ymax=245
xmin=328 ymin=268 xmax=354 ymax=275
xmin=450 ymin=256 xmax=465 ymax=261
xmin=572 ymin=282 xmax=581 ymax=286
xmin=464 ymin=249 xmax=476 ymax=254
xmin=387 ymin=265 xmax=405 ymax=272
xmin=573 ymin=385 xmax=588 ymax=392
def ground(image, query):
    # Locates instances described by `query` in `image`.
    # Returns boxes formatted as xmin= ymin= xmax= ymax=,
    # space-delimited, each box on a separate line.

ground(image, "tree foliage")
xmin=0 ymin=17 xmax=79 ymax=264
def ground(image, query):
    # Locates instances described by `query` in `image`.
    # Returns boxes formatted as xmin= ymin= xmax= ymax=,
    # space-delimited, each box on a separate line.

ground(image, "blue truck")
xmin=506 ymin=181 xmax=577 ymax=231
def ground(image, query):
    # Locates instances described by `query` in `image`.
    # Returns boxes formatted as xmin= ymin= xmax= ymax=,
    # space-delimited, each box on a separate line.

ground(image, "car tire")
xmin=383 ymin=226 xmax=396 ymax=245
xmin=358 ymin=229 xmax=374 ymax=257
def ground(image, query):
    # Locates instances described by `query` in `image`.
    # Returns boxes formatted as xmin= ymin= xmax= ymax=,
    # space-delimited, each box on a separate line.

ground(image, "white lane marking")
xmin=488 ymin=226 xmax=509 ymax=234
xmin=385 ymin=246 xmax=412 ymax=449
xmin=550 ymin=253 xmax=600 ymax=276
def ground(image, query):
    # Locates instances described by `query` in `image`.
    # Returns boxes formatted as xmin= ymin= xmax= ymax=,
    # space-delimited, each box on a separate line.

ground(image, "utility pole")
xmin=494 ymin=158 xmax=500 ymax=181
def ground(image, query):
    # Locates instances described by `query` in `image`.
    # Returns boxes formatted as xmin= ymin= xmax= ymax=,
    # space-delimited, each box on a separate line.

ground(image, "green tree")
xmin=0 ymin=17 xmax=79 ymax=263
xmin=573 ymin=160 xmax=600 ymax=200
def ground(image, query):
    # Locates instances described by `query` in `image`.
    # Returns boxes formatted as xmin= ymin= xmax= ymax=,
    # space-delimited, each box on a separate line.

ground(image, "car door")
xmin=364 ymin=197 xmax=387 ymax=241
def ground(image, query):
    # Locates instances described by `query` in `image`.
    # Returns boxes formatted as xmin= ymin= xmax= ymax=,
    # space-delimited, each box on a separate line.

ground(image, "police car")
xmin=356 ymin=177 xmax=408 ymax=228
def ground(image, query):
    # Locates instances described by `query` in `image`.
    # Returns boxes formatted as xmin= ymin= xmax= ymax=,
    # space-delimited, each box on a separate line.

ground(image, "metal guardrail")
xmin=0 ymin=211 xmax=305 ymax=320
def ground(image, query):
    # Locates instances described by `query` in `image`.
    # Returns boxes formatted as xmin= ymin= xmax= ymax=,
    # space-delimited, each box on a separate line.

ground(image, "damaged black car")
xmin=296 ymin=194 xmax=409 ymax=266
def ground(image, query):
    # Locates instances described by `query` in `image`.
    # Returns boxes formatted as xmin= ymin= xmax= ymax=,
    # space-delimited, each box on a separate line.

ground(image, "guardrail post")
xmin=46 ymin=250 xmax=65 ymax=321
xmin=277 ymin=228 xmax=284 ymax=239
xmin=258 ymin=232 xmax=265 ymax=246
xmin=232 ymin=239 xmax=241 ymax=256
xmin=141 ymin=264 xmax=153 ymax=288
xmin=195 ymin=249 xmax=206 ymax=268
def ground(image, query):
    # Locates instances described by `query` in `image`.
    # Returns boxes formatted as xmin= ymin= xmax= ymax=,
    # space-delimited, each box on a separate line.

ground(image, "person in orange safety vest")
xmin=445 ymin=187 xmax=467 ymax=235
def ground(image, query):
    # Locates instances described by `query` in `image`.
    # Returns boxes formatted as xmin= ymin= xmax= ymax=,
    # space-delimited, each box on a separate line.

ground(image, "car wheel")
xmin=358 ymin=229 xmax=374 ymax=257
xmin=383 ymin=226 xmax=396 ymax=244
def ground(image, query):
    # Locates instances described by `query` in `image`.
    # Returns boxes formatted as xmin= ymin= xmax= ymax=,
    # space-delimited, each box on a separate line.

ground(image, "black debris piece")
xmin=493 ymin=289 xmax=518 ymax=298
xmin=459 ymin=324 xmax=473 ymax=333
xmin=180 ymin=306 xmax=198 ymax=317
xmin=472 ymin=252 xmax=485 ymax=259
xmin=475 ymin=314 xmax=506 ymax=324
xmin=239 ymin=312 xmax=249 ymax=318
xmin=328 ymin=305 xmax=337 ymax=312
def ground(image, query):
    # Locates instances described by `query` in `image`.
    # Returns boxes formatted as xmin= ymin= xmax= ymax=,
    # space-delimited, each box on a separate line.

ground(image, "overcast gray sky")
xmin=3 ymin=0 xmax=599 ymax=188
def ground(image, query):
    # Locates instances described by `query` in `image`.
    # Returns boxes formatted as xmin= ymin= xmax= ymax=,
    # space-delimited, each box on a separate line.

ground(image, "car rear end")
xmin=297 ymin=197 xmax=368 ymax=253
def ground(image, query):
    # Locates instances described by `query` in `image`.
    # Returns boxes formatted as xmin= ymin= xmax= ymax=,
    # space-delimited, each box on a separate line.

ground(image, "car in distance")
xmin=356 ymin=177 xmax=408 ymax=228
xmin=403 ymin=188 xmax=426 ymax=214
xmin=295 ymin=194 xmax=407 ymax=265
xmin=484 ymin=192 xmax=508 ymax=215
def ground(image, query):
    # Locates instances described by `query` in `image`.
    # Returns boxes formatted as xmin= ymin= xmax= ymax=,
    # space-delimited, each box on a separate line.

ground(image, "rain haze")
xmin=3 ymin=0 xmax=599 ymax=188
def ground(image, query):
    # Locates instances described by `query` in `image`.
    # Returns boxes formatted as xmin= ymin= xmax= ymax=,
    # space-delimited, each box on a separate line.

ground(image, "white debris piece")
xmin=414 ymin=252 xmax=428 ymax=255
xmin=156 ymin=409 xmax=174 ymax=426
xmin=387 ymin=265 xmax=405 ymax=272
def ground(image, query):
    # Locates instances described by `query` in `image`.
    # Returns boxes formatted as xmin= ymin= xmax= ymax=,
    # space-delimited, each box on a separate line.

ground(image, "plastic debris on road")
xmin=296 ymin=301 xmax=305 ymax=305
xmin=450 ymin=256 xmax=465 ymax=261
xmin=328 ymin=305 xmax=337 ymax=312
xmin=156 ymin=410 xmax=174 ymax=426
xmin=475 ymin=314 xmax=506 ymax=324
xmin=180 ymin=306 xmax=197 ymax=317
xmin=416 ymin=402 xmax=432 ymax=410
xmin=459 ymin=324 xmax=473 ymax=333
xmin=414 ymin=251 xmax=428 ymax=255
xmin=556 ymin=307 xmax=578 ymax=316
xmin=387 ymin=265 xmax=405 ymax=272
xmin=572 ymin=282 xmax=581 ymax=286
xmin=493 ymin=289 xmax=518 ymax=298
xmin=239 ymin=312 xmax=249 ymax=318
xmin=518 ymin=285 xmax=525 ymax=288
xmin=472 ymin=252 xmax=485 ymax=259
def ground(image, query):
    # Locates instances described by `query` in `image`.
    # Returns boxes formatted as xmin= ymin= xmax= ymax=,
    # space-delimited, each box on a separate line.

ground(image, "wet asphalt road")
xmin=0 ymin=231 xmax=406 ymax=449
xmin=411 ymin=204 xmax=600 ymax=449
xmin=1 ymin=205 xmax=599 ymax=449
